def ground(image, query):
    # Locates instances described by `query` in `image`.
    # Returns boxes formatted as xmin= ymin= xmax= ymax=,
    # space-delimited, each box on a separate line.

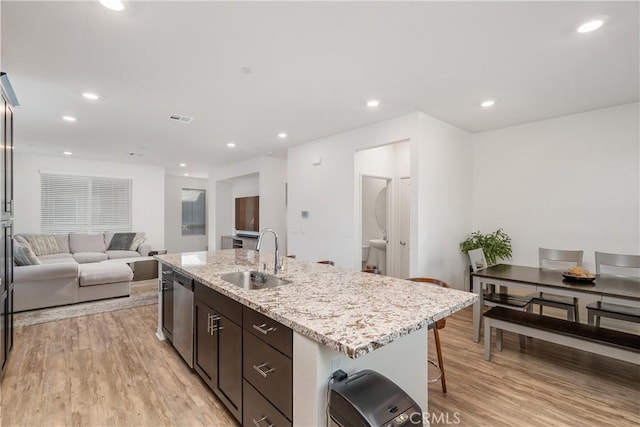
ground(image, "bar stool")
xmin=408 ymin=277 xmax=448 ymax=393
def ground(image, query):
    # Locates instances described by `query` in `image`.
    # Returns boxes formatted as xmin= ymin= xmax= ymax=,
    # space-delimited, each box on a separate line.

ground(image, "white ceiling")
xmin=2 ymin=1 xmax=638 ymax=178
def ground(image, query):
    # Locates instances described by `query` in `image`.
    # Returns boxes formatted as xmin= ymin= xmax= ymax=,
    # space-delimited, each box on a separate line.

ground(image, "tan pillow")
xmin=14 ymin=243 xmax=42 ymax=266
xmin=21 ymin=234 xmax=60 ymax=256
xmin=129 ymin=233 xmax=146 ymax=251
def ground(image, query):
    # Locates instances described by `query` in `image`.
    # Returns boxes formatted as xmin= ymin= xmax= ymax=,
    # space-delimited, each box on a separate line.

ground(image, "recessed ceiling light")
xmin=278 ymin=133 xmax=287 ymax=139
xmin=179 ymin=163 xmax=186 ymax=167
xmin=366 ymin=99 xmax=380 ymax=108
xmin=480 ymin=100 xmax=495 ymax=108
xmin=99 ymin=0 xmax=125 ymax=12
xmin=184 ymin=173 xmax=189 ymax=177
xmin=227 ymin=142 xmax=236 ymax=148
xmin=63 ymin=151 xmax=73 ymax=156
xmin=82 ymin=92 xmax=100 ymax=100
xmin=62 ymin=116 xmax=77 ymax=122
xmin=577 ymin=19 xmax=604 ymax=33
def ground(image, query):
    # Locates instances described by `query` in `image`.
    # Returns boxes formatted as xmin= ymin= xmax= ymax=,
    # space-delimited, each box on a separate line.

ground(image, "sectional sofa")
xmin=13 ymin=232 xmax=152 ymax=312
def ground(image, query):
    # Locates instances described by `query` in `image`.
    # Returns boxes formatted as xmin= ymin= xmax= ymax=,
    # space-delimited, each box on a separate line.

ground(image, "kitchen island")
xmin=155 ymin=250 xmax=476 ymax=426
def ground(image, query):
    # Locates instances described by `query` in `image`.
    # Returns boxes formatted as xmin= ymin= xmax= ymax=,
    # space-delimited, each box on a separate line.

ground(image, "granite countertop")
xmin=156 ymin=250 xmax=477 ymax=359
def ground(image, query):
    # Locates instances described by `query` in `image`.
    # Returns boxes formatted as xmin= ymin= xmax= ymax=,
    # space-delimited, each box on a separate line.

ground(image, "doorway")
xmin=361 ymin=176 xmax=390 ymax=273
xmin=355 ymin=140 xmax=410 ymax=278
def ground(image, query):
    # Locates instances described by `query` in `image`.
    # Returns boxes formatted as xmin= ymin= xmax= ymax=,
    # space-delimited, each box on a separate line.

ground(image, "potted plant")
xmin=460 ymin=228 xmax=513 ymax=266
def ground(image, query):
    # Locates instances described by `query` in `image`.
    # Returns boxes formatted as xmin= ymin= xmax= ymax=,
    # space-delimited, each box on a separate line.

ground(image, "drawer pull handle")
xmin=253 ymin=323 xmax=277 ymax=335
xmin=252 ymin=416 xmax=274 ymax=427
xmin=253 ymin=362 xmax=275 ymax=378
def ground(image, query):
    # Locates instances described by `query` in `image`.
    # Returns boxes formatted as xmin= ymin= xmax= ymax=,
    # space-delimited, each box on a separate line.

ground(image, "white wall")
xmin=14 ymin=152 xmax=165 ymax=249
xmin=472 ymin=102 xmax=640 ymax=272
xmin=287 ymin=112 xmax=473 ymax=288
xmin=165 ymin=174 xmax=208 ymax=253
xmin=361 ymin=177 xmax=387 ymax=245
xmin=287 ymin=113 xmax=421 ymax=267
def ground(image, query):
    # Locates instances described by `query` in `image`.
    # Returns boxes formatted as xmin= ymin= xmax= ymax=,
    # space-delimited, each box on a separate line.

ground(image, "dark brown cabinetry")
xmin=194 ymin=282 xmax=242 ymax=422
xmin=242 ymin=306 xmax=293 ymax=426
xmin=0 ymin=73 xmax=15 ymax=381
xmin=160 ymin=265 xmax=173 ymax=341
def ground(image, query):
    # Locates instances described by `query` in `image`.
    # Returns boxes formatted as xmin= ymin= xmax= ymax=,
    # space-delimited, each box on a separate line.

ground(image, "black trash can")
xmin=329 ymin=370 xmax=423 ymax=427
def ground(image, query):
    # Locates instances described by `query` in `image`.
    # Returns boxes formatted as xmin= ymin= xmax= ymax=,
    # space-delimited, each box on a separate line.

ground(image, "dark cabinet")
xmin=194 ymin=298 xmax=216 ymax=387
xmin=242 ymin=306 xmax=293 ymax=426
xmin=0 ymin=73 xmax=15 ymax=381
xmin=194 ymin=282 xmax=242 ymax=422
xmin=160 ymin=265 xmax=173 ymax=341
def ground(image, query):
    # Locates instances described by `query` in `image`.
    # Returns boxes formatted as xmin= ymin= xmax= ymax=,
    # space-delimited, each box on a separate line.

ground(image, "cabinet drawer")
xmin=243 ymin=307 xmax=292 ymax=357
xmin=243 ymin=380 xmax=291 ymax=427
xmin=195 ymin=281 xmax=242 ymax=325
xmin=243 ymin=332 xmax=292 ymax=420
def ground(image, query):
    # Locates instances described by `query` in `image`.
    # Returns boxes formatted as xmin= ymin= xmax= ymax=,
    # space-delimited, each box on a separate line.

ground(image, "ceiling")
xmin=2 ymin=1 xmax=638 ymax=178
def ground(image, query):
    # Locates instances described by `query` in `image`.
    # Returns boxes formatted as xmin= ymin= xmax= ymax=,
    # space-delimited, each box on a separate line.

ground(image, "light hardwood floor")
xmin=1 ymin=305 xmax=639 ymax=427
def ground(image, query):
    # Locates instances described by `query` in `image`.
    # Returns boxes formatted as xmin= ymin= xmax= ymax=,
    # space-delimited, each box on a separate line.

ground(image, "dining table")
xmin=471 ymin=264 xmax=640 ymax=343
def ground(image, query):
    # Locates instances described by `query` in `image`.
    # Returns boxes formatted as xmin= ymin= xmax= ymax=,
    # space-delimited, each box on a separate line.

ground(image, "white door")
xmin=399 ymin=178 xmax=410 ymax=278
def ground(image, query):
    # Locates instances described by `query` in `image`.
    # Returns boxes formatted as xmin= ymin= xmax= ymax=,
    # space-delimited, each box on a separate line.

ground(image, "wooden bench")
xmin=483 ymin=307 xmax=640 ymax=365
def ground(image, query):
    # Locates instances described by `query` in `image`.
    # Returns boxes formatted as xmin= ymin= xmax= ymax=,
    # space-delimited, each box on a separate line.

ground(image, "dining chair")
xmin=586 ymin=252 xmax=640 ymax=326
xmin=529 ymin=248 xmax=582 ymax=322
xmin=469 ymin=248 xmax=531 ymax=347
xmin=408 ymin=277 xmax=448 ymax=393
xmin=469 ymin=248 xmax=533 ymax=311
xmin=317 ymin=260 xmax=335 ymax=266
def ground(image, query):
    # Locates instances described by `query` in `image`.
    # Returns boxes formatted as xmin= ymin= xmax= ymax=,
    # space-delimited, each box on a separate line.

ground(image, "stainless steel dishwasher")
xmin=172 ymin=271 xmax=194 ymax=368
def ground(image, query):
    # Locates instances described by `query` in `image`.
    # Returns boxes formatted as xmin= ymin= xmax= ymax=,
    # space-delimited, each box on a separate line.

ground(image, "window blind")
xmin=41 ymin=173 xmax=132 ymax=233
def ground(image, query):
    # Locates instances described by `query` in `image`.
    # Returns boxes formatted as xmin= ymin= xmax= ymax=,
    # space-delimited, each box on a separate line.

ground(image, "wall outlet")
xmin=331 ymin=357 xmax=342 ymax=374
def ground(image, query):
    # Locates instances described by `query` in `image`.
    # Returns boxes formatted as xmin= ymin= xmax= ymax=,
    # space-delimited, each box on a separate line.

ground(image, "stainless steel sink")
xmin=220 ymin=271 xmax=291 ymax=290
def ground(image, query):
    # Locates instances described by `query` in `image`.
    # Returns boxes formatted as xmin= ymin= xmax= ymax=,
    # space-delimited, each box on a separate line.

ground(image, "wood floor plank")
xmin=1 ymin=303 xmax=638 ymax=426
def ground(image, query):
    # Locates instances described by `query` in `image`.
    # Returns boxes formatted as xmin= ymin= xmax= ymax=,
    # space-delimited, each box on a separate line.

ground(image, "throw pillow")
xmin=108 ymin=232 xmax=137 ymax=251
xmin=14 ymin=243 xmax=42 ymax=266
xmin=129 ymin=232 xmax=146 ymax=251
xmin=21 ymin=234 xmax=60 ymax=256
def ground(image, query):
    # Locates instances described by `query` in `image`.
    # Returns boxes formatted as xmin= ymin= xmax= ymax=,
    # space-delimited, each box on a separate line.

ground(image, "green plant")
xmin=460 ymin=229 xmax=512 ymax=266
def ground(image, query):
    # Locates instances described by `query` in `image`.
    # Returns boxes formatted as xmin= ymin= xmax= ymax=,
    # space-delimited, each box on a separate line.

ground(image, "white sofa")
xmin=14 ymin=232 xmax=152 ymax=312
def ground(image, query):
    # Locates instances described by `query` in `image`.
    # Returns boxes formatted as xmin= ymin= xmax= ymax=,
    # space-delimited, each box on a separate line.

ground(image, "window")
xmin=182 ymin=188 xmax=206 ymax=236
xmin=41 ymin=173 xmax=132 ymax=233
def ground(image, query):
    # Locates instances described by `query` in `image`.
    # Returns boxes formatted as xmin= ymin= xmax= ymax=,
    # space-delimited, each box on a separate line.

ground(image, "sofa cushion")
xmin=69 ymin=233 xmax=106 ymax=253
xmin=106 ymin=250 xmax=142 ymax=260
xmin=39 ymin=253 xmax=76 ymax=264
xmin=107 ymin=233 xmax=137 ymax=250
xmin=54 ymin=234 xmax=70 ymax=254
xmin=130 ymin=232 xmax=146 ymax=250
xmin=78 ymin=262 xmax=133 ymax=287
xmin=18 ymin=234 xmax=60 ymax=256
xmin=104 ymin=231 xmax=115 ymax=248
xmin=14 ymin=262 xmax=78 ymax=282
xmin=14 ymin=243 xmax=42 ymax=266
xmin=73 ymin=252 xmax=109 ymax=264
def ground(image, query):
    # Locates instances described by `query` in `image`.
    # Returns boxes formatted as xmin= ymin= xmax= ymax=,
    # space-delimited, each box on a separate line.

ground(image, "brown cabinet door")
xmin=243 ymin=380 xmax=291 ymax=427
xmin=194 ymin=299 xmax=217 ymax=390
xmin=217 ymin=315 xmax=242 ymax=419
xmin=161 ymin=279 xmax=173 ymax=341
xmin=0 ymin=292 xmax=6 ymax=376
xmin=243 ymin=331 xmax=292 ymax=420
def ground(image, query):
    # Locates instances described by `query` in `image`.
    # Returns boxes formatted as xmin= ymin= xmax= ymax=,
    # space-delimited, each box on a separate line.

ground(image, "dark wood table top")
xmin=472 ymin=264 xmax=640 ymax=301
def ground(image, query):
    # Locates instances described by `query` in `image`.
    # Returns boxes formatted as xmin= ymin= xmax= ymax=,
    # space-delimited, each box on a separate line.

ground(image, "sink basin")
xmin=369 ymin=239 xmax=387 ymax=250
xmin=220 ymin=271 xmax=291 ymax=290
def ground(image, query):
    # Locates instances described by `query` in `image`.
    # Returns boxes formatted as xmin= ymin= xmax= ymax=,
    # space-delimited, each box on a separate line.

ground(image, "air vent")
xmin=169 ymin=114 xmax=194 ymax=124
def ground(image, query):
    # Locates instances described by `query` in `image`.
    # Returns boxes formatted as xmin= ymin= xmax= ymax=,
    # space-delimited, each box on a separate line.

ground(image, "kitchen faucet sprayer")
xmin=255 ymin=228 xmax=282 ymax=274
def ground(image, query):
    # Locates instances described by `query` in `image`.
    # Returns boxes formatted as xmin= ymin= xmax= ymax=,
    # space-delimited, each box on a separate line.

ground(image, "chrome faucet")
xmin=255 ymin=228 xmax=282 ymax=274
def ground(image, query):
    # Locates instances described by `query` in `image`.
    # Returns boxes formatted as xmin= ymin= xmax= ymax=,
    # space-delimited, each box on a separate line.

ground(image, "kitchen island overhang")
xmin=155 ymin=250 xmax=477 ymax=426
